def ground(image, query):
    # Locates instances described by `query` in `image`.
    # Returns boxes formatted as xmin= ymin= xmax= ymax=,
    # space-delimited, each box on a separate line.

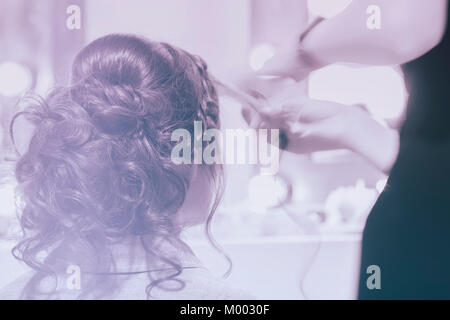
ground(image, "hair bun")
xmin=91 ymin=105 xmax=139 ymax=135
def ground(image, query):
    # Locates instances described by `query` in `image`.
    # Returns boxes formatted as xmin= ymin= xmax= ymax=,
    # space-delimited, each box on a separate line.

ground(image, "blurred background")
xmin=0 ymin=0 xmax=408 ymax=299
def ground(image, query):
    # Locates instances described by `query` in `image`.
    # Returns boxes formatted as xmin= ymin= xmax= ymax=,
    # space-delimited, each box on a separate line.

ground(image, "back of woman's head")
xmin=11 ymin=34 xmax=222 ymax=299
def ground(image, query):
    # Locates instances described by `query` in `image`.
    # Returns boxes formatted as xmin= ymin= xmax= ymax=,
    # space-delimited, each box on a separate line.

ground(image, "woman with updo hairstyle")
xmin=0 ymin=34 xmax=251 ymax=299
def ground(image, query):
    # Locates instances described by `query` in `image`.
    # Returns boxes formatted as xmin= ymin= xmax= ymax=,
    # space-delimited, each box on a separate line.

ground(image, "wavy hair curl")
xmin=10 ymin=34 xmax=223 ymax=299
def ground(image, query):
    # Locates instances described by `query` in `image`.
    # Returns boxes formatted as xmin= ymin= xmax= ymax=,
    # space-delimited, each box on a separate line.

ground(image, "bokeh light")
xmin=307 ymin=0 xmax=353 ymax=18
xmin=0 ymin=61 xmax=32 ymax=97
xmin=248 ymin=174 xmax=289 ymax=212
xmin=324 ymin=179 xmax=377 ymax=226
xmin=249 ymin=44 xmax=275 ymax=72
xmin=376 ymin=178 xmax=388 ymax=193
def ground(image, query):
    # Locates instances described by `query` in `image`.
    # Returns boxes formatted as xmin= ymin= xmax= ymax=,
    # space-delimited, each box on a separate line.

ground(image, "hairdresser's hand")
xmin=244 ymin=98 xmax=399 ymax=174
xmin=246 ymin=98 xmax=362 ymax=152
xmin=233 ymin=45 xmax=325 ymax=98
xmin=255 ymin=46 xmax=324 ymax=82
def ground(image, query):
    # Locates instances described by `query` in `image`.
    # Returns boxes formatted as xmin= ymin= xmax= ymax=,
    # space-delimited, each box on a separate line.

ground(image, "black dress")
xmin=359 ymin=4 xmax=450 ymax=299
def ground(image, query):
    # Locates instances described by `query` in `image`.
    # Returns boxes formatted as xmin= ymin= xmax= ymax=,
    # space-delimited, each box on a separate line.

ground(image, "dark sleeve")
xmin=359 ymin=138 xmax=450 ymax=299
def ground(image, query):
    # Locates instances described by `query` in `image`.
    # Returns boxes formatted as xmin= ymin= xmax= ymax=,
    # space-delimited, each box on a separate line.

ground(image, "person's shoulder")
xmin=155 ymin=267 xmax=257 ymax=300
xmin=0 ymin=272 xmax=33 ymax=300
